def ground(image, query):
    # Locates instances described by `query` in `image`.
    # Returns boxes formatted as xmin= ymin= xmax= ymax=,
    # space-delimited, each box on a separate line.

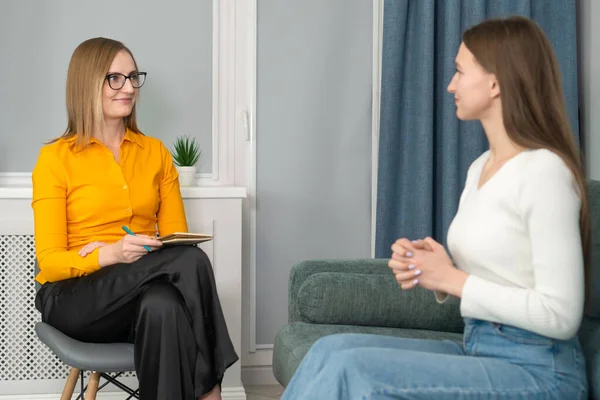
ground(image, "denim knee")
xmin=306 ymin=333 xmax=368 ymax=363
xmin=312 ymin=334 xmax=357 ymax=352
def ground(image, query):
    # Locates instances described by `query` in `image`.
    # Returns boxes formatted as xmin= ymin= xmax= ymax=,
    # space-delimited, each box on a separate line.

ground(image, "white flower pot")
xmin=177 ymin=166 xmax=197 ymax=186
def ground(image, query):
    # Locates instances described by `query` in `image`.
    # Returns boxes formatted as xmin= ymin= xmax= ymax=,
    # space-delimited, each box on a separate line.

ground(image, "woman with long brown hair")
xmin=282 ymin=16 xmax=588 ymax=399
xmin=32 ymin=38 xmax=238 ymax=400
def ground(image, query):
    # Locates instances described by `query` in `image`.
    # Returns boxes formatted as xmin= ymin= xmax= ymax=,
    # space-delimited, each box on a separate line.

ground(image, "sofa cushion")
xmin=296 ymin=272 xmax=464 ymax=332
xmin=272 ymin=322 xmax=463 ymax=387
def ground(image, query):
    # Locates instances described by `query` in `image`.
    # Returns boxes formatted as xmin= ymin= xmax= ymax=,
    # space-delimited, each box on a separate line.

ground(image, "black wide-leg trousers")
xmin=35 ymin=245 xmax=239 ymax=399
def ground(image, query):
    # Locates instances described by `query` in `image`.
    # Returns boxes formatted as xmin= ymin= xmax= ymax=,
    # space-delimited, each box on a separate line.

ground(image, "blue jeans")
xmin=281 ymin=319 xmax=587 ymax=399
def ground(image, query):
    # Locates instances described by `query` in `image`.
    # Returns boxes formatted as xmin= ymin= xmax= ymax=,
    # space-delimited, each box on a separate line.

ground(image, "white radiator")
xmin=0 ymin=235 xmax=137 ymax=393
xmin=0 ymin=234 xmax=68 ymax=381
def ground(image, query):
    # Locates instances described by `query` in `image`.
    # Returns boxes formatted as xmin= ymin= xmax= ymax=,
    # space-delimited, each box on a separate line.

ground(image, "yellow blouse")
xmin=32 ymin=129 xmax=188 ymax=284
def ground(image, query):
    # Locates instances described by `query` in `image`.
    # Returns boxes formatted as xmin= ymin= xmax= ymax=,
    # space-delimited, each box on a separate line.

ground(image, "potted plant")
xmin=170 ymin=135 xmax=202 ymax=186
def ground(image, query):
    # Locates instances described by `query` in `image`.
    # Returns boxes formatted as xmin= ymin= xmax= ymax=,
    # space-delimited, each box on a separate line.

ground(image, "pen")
xmin=121 ymin=225 xmax=152 ymax=252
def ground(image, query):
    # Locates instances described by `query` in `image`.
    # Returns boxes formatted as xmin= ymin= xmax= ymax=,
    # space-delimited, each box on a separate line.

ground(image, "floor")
xmin=245 ymin=384 xmax=285 ymax=400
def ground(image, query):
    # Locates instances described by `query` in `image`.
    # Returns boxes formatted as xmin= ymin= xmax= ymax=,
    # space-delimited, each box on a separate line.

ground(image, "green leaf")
xmin=169 ymin=135 xmax=202 ymax=167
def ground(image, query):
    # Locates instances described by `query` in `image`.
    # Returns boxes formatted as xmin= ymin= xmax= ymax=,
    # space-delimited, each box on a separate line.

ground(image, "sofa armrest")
xmin=288 ymin=259 xmax=464 ymax=333
xmin=579 ymin=316 xmax=600 ymax=399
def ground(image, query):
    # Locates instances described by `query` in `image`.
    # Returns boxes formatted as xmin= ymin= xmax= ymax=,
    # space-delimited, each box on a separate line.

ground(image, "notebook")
xmin=157 ymin=232 xmax=213 ymax=246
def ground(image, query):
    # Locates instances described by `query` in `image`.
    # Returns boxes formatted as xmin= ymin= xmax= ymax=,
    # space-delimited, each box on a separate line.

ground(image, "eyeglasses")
xmin=105 ymin=72 xmax=147 ymax=90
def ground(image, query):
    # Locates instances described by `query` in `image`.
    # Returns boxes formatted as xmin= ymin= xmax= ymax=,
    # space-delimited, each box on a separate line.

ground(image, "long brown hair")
xmin=51 ymin=37 xmax=142 ymax=147
xmin=463 ymin=16 xmax=590 ymax=302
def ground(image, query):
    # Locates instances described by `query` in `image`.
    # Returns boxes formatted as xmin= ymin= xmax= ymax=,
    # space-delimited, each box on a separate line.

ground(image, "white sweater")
xmin=443 ymin=149 xmax=584 ymax=340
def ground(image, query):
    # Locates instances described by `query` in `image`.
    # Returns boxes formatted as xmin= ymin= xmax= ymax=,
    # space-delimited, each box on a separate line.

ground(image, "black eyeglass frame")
xmin=105 ymin=72 xmax=147 ymax=90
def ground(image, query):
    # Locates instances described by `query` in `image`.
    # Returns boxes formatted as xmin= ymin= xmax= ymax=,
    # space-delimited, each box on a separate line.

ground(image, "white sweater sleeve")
xmin=459 ymin=152 xmax=585 ymax=340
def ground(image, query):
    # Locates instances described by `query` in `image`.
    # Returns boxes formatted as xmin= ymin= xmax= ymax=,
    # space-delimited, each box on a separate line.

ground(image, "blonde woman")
xmin=32 ymin=38 xmax=237 ymax=400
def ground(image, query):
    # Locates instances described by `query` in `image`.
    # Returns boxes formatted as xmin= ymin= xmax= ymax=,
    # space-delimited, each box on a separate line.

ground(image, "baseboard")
xmin=222 ymin=387 xmax=249 ymax=400
xmin=242 ymin=347 xmax=273 ymax=367
xmin=241 ymin=347 xmax=278 ymax=386
xmin=242 ymin=365 xmax=279 ymax=386
xmin=0 ymin=387 xmax=247 ymax=400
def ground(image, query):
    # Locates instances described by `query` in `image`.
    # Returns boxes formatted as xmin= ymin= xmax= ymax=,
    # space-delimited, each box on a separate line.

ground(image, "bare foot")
xmin=198 ymin=384 xmax=221 ymax=400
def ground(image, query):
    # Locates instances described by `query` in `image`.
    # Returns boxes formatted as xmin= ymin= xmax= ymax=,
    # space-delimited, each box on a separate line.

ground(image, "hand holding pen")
xmin=77 ymin=226 xmax=162 ymax=266
xmin=122 ymin=226 xmax=153 ymax=252
xmin=93 ymin=226 xmax=162 ymax=266
xmin=112 ymin=225 xmax=163 ymax=264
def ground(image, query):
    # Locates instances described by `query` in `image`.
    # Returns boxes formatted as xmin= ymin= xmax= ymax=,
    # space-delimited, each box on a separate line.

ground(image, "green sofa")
xmin=273 ymin=180 xmax=600 ymax=398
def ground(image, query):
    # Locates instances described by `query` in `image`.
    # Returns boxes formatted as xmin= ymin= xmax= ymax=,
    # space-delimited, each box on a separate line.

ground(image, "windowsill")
xmin=0 ymin=185 xmax=247 ymax=199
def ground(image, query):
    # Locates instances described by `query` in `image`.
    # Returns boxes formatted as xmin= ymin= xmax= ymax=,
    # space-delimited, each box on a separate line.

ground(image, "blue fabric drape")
xmin=375 ymin=0 xmax=579 ymax=257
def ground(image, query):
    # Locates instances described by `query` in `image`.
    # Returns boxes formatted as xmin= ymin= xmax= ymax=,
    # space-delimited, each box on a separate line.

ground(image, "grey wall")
xmin=578 ymin=0 xmax=600 ymax=178
xmin=0 ymin=0 xmax=212 ymax=172
xmin=256 ymin=0 xmax=373 ymax=345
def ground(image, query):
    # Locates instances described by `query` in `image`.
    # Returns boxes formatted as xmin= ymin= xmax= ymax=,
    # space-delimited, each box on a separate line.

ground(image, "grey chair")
xmin=34 ymin=262 xmax=139 ymax=400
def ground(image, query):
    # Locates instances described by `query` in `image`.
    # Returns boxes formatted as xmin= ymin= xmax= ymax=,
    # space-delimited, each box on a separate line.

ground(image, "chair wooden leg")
xmin=84 ymin=371 xmax=101 ymax=400
xmin=60 ymin=368 xmax=80 ymax=400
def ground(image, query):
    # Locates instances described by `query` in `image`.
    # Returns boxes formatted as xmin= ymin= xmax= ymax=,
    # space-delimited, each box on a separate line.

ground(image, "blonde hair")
xmin=51 ymin=37 xmax=142 ymax=147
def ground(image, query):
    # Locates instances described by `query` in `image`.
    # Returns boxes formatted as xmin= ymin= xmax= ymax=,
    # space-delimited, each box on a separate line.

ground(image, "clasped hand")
xmin=388 ymin=237 xmax=456 ymax=292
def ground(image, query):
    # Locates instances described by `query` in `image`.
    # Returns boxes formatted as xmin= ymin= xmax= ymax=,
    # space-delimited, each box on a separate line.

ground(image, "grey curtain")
xmin=375 ymin=0 xmax=579 ymax=257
